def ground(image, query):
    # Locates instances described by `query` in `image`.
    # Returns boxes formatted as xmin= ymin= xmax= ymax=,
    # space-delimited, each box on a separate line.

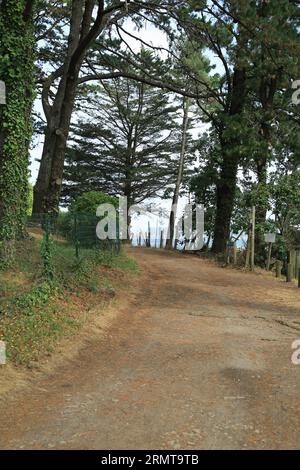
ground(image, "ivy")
xmin=40 ymin=229 xmax=55 ymax=280
xmin=0 ymin=1 xmax=36 ymax=266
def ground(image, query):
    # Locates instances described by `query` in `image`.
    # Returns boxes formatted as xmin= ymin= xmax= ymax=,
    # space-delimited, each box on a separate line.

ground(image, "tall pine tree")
xmin=63 ymin=77 xmax=187 ymax=219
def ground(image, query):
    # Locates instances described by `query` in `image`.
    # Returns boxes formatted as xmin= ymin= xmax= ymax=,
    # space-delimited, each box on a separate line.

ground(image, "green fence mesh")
xmin=27 ymin=213 xmax=121 ymax=259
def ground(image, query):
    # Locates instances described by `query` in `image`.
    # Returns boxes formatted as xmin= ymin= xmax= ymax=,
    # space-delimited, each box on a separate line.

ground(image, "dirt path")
xmin=1 ymin=248 xmax=300 ymax=450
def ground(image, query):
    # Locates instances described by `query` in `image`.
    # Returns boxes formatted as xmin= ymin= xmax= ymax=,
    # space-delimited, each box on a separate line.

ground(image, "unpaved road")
xmin=1 ymin=248 xmax=300 ymax=450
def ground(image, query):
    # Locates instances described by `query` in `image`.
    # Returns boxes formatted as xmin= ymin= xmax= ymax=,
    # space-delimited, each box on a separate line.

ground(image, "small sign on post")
xmin=264 ymin=233 xmax=276 ymax=244
xmin=264 ymin=233 xmax=276 ymax=271
xmin=0 ymin=341 xmax=6 ymax=365
xmin=0 ymin=80 xmax=6 ymax=105
xmin=251 ymin=206 xmax=256 ymax=271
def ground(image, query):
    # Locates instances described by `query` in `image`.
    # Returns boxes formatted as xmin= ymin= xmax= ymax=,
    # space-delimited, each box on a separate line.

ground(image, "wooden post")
xmin=245 ymin=230 xmax=251 ymax=269
xmin=289 ymin=249 xmax=296 ymax=279
xmin=287 ymin=263 xmax=293 ymax=283
xmin=226 ymin=244 xmax=230 ymax=265
xmin=266 ymin=242 xmax=272 ymax=271
xmin=251 ymin=206 xmax=256 ymax=271
xmin=138 ymin=232 xmax=141 ymax=247
xmin=74 ymin=214 xmax=79 ymax=259
xmin=233 ymin=244 xmax=237 ymax=265
xmin=160 ymin=230 xmax=164 ymax=249
xmin=296 ymin=251 xmax=300 ymax=278
xmin=147 ymin=221 xmax=151 ymax=247
xmin=276 ymin=260 xmax=282 ymax=278
xmin=298 ymin=268 xmax=300 ymax=288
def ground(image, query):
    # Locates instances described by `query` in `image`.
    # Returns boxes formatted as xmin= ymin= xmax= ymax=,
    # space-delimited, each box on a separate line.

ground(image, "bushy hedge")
xmin=57 ymin=191 xmax=119 ymax=248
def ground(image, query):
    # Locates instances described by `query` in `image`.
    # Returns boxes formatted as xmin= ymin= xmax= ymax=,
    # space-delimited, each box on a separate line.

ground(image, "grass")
xmin=112 ymin=252 xmax=138 ymax=272
xmin=0 ymin=235 xmax=137 ymax=366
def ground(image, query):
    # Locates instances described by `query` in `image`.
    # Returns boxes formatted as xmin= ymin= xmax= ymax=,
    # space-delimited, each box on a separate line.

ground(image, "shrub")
xmin=71 ymin=191 xmax=118 ymax=214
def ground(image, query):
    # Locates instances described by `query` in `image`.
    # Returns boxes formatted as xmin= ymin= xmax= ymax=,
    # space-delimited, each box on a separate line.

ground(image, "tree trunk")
xmin=124 ymin=169 xmax=132 ymax=239
xmin=166 ymin=97 xmax=190 ymax=249
xmin=32 ymin=0 xmax=109 ymax=215
xmin=212 ymin=146 xmax=239 ymax=253
xmin=254 ymin=74 xmax=277 ymax=263
xmin=212 ymin=65 xmax=247 ymax=253
xmin=44 ymin=70 xmax=80 ymax=213
xmin=0 ymin=0 xmax=35 ymax=264
xmin=32 ymin=127 xmax=55 ymax=214
xmin=254 ymin=1 xmax=278 ymax=263
xmin=255 ymin=154 xmax=268 ymax=263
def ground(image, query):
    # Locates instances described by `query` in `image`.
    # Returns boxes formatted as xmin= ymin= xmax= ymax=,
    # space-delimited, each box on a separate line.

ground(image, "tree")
xmin=63 ymin=76 xmax=183 ymax=221
xmin=59 ymin=190 xmax=118 ymax=247
xmin=175 ymin=1 xmax=253 ymax=252
xmin=190 ymin=131 xmax=220 ymax=248
xmin=166 ymin=96 xmax=190 ymax=249
xmin=32 ymin=0 xmax=197 ymax=215
xmin=243 ymin=0 xmax=300 ymax=260
xmin=0 ymin=0 xmax=36 ymax=264
xmin=71 ymin=190 xmax=118 ymax=214
xmin=32 ymin=0 xmax=132 ymax=214
xmin=184 ymin=0 xmax=300 ymax=253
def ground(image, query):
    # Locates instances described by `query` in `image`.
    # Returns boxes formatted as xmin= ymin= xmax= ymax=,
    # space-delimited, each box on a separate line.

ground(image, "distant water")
xmin=131 ymin=238 xmax=166 ymax=248
xmin=131 ymin=238 xmax=191 ymax=251
xmin=131 ymin=236 xmax=247 ymax=250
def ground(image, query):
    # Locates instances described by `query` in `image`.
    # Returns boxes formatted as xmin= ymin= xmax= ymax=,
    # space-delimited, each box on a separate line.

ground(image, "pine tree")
xmin=185 ymin=0 xmax=300 ymax=253
xmin=62 ymin=77 xmax=187 ymax=220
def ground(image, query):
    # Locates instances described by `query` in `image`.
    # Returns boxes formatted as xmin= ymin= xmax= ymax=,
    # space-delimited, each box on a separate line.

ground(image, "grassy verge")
xmin=0 ymin=236 xmax=137 ymax=366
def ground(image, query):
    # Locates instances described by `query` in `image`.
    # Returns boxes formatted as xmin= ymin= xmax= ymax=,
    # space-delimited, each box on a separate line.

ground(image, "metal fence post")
xmin=74 ymin=214 xmax=79 ymax=258
xmin=117 ymin=215 xmax=121 ymax=254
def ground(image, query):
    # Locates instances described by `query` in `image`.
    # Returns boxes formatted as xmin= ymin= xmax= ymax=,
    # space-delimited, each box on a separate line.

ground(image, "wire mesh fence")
xmin=27 ymin=212 xmax=121 ymax=261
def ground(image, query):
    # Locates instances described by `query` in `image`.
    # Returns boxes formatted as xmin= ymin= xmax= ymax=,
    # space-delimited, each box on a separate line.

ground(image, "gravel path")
xmin=0 ymin=248 xmax=300 ymax=449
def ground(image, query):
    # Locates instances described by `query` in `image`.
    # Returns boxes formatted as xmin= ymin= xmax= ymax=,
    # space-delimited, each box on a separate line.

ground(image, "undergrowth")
xmin=0 ymin=236 xmax=137 ymax=366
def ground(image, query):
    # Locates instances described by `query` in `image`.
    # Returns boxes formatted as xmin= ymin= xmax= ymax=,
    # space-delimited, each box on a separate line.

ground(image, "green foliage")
xmin=0 ymin=280 xmax=76 ymax=365
xmin=112 ymin=252 xmax=138 ymax=272
xmin=40 ymin=233 xmax=55 ymax=279
xmin=63 ymin=78 xmax=184 ymax=206
xmin=9 ymin=282 xmax=53 ymax=317
xmin=269 ymin=170 xmax=300 ymax=246
xmin=55 ymin=211 xmax=74 ymax=239
xmin=187 ymin=0 xmax=300 ymax=254
xmin=27 ymin=183 xmax=33 ymax=215
xmin=190 ymin=132 xmax=221 ymax=244
xmin=71 ymin=191 xmax=118 ymax=214
xmin=0 ymin=1 xmax=36 ymax=263
xmin=0 ymin=232 xmax=134 ymax=366
xmin=60 ymin=191 xmax=118 ymax=249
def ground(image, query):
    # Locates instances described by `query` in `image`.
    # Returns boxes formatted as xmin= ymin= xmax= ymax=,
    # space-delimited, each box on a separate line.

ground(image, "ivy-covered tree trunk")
xmin=0 ymin=0 xmax=35 ymax=264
